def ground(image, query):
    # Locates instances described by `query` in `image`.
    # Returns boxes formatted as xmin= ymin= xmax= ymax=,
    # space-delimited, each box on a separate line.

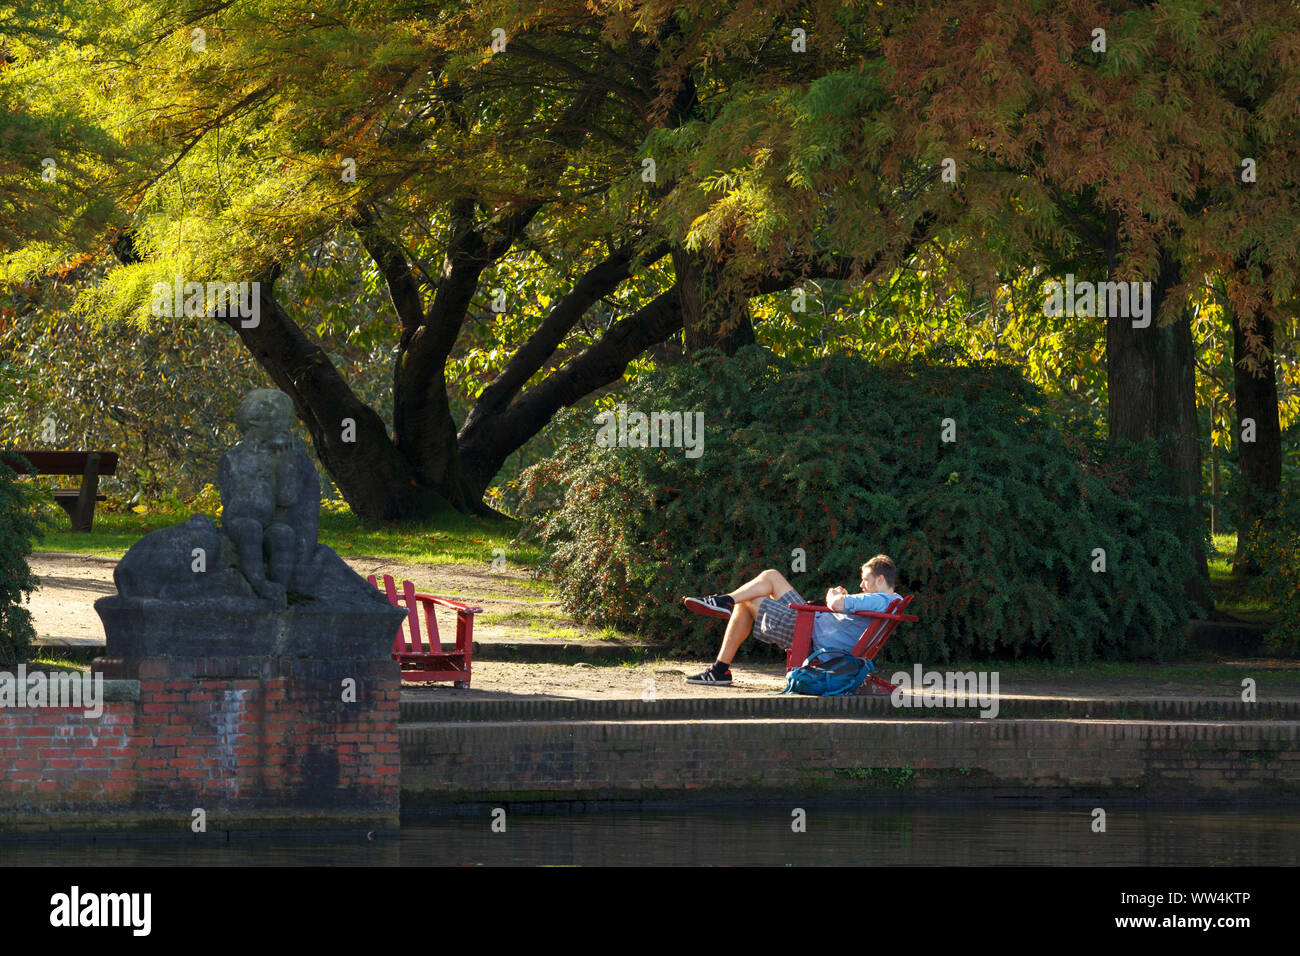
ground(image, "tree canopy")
xmin=3 ymin=1 xmax=1299 ymax=605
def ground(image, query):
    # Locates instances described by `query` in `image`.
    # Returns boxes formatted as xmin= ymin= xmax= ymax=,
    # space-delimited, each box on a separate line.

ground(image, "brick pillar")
xmin=0 ymin=655 xmax=400 ymax=829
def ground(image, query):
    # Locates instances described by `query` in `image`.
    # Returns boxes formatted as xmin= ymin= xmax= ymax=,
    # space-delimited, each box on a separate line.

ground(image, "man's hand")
xmin=826 ymin=585 xmax=848 ymax=613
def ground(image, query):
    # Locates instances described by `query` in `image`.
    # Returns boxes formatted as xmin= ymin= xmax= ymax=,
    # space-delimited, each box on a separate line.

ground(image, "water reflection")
xmin=3 ymin=807 xmax=1298 ymax=866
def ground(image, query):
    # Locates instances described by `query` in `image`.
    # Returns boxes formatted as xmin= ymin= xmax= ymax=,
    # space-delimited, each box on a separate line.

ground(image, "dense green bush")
xmin=0 ymin=370 xmax=46 ymax=665
xmin=512 ymin=348 xmax=1203 ymax=662
xmin=1242 ymin=488 xmax=1300 ymax=655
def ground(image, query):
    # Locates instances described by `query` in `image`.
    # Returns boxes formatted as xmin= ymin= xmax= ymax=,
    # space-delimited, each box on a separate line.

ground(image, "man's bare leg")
xmin=714 ymin=569 xmax=797 ymax=664
xmin=716 ymin=599 xmax=758 ymax=664
xmin=686 ymin=568 xmax=798 ymax=684
xmin=726 ymin=568 xmax=796 ymax=604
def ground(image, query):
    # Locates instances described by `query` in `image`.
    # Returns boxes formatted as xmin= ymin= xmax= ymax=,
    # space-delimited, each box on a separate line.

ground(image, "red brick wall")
xmin=400 ymin=718 xmax=1300 ymax=804
xmin=0 ymin=657 xmax=399 ymax=827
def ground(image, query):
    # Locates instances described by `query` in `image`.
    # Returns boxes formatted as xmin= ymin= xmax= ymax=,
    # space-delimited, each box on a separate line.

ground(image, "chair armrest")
xmin=788 ymin=603 xmax=918 ymax=622
xmin=411 ymin=591 xmax=483 ymax=614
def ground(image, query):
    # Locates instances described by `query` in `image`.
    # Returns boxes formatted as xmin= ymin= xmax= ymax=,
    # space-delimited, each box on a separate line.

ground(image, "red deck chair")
xmin=785 ymin=595 xmax=918 ymax=694
xmin=368 ymin=574 xmax=482 ymax=687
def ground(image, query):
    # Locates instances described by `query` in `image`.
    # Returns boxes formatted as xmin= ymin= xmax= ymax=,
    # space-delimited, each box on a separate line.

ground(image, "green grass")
xmin=32 ymin=505 xmax=546 ymax=569
xmin=28 ymin=657 xmax=89 ymax=672
xmin=1207 ymin=532 xmax=1278 ymax=624
xmin=517 ymin=625 xmax=629 ymax=641
xmin=479 ymin=609 xmax=577 ymax=628
xmin=478 ymin=610 xmax=637 ymax=642
xmin=316 ymin=512 xmax=546 ymax=568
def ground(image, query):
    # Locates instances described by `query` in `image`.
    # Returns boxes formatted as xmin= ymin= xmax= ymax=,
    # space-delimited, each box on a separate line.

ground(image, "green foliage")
xmin=832 ymin=766 xmax=917 ymax=789
xmin=513 ymin=348 xmax=1201 ymax=662
xmin=1 ymin=303 xmax=263 ymax=500
xmin=0 ymin=272 xmax=394 ymax=502
xmin=0 ymin=370 xmax=46 ymax=665
xmin=1242 ymin=488 xmax=1300 ymax=655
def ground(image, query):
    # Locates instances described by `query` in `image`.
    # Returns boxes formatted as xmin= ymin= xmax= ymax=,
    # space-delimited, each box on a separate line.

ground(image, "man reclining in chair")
xmin=681 ymin=554 xmax=901 ymax=686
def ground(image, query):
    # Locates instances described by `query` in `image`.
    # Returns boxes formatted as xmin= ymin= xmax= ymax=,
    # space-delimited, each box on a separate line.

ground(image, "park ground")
xmin=24 ymin=508 xmax=1295 ymax=701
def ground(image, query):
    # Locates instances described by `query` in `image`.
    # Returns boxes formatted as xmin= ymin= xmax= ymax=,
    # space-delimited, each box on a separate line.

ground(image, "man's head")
xmin=859 ymin=554 xmax=898 ymax=593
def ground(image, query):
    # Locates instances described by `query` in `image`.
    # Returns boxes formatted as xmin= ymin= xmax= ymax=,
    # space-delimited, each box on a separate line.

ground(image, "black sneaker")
xmin=685 ymin=666 xmax=733 ymax=686
xmin=682 ymin=594 xmax=735 ymax=619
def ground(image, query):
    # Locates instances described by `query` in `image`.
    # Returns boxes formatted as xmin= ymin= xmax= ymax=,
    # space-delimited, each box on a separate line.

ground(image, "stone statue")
xmin=96 ymin=388 xmax=402 ymax=661
xmin=218 ymin=389 xmax=319 ymax=603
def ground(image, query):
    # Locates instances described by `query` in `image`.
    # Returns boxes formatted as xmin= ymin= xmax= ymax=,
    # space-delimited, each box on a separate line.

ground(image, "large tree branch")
xmin=115 ymin=242 xmax=428 ymax=519
xmin=419 ymin=197 xmax=499 ymax=364
xmin=353 ymin=205 xmax=425 ymax=339
xmin=417 ymin=87 xmax=611 ymax=364
xmin=464 ymin=239 xmax=671 ymax=427
xmin=457 ymin=287 xmax=684 ymax=493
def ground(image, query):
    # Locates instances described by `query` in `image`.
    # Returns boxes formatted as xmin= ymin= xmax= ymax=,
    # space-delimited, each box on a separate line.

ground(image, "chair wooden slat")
xmin=370 ymin=575 xmax=480 ymax=688
xmin=399 ymin=579 xmax=424 ymax=653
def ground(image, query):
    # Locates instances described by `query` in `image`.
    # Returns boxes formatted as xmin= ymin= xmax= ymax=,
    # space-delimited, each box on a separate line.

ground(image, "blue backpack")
xmin=782 ymin=649 xmax=872 ymax=696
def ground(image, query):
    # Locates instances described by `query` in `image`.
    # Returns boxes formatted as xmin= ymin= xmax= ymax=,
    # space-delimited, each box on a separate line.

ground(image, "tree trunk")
xmin=393 ymin=353 xmax=484 ymax=514
xmin=1230 ymin=303 xmax=1283 ymax=573
xmin=673 ymin=246 xmax=755 ymax=355
xmin=1104 ymin=242 xmax=1211 ymax=611
xmin=229 ymin=283 xmax=456 ymax=523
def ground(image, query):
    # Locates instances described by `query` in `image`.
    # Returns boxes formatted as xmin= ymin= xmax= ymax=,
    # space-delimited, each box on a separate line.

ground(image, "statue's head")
xmin=237 ymin=389 xmax=295 ymax=448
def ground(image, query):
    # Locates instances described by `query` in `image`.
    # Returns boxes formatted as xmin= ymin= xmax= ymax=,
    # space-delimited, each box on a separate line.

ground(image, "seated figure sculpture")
xmin=96 ymin=388 xmax=404 ymax=661
xmin=218 ymin=389 xmax=319 ymax=603
xmin=105 ymin=386 xmax=378 ymax=611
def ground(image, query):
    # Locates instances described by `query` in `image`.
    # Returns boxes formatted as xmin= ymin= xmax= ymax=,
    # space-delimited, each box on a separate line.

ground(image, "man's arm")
xmin=841 ymin=592 xmax=893 ymax=614
xmin=825 ymin=586 xmax=848 ymax=612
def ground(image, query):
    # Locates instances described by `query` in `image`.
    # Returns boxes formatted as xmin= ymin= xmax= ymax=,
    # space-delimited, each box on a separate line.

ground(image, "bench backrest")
xmin=850 ymin=594 xmax=916 ymax=659
xmin=2 ymin=451 xmax=119 ymax=476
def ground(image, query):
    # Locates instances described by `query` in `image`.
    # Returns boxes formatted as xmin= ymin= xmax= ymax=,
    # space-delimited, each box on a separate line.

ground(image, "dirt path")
xmin=26 ymin=552 xmax=570 ymax=641
xmin=26 ymin=553 xmax=1300 ymax=701
xmin=431 ymin=660 xmax=792 ymax=699
xmin=405 ymin=659 xmax=1300 ymax=701
xmin=26 ymin=554 xmax=118 ymax=642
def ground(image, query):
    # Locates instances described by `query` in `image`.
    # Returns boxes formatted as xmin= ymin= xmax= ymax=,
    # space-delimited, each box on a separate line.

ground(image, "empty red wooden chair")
xmin=785 ymin=594 xmax=918 ymax=694
xmin=368 ymin=574 xmax=482 ymax=687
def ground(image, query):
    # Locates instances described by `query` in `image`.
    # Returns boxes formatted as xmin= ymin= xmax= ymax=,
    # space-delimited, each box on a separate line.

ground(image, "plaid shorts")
xmin=751 ymin=588 xmax=806 ymax=650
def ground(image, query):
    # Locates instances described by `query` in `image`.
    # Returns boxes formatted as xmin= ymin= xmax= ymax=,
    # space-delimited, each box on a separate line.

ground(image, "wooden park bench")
xmin=1 ymin=450 xmax=119 ymax=532
xmin=786 ymin=594 xmax=919 ymax=694
xmin=368 ymin=574 xmax=481 ymax=687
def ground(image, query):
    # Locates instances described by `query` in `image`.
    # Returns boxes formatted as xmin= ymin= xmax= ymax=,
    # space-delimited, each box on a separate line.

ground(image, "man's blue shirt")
xmin=813 ymin=592 xmax=900 ymax=652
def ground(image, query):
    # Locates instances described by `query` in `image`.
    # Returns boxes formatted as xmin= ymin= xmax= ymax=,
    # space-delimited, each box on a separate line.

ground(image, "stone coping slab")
xmin=399 ymin=693 xmax=1300 ymax=723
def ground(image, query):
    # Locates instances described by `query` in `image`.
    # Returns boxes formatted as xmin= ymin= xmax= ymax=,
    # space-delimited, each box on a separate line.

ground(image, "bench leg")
xmin=71 ymin=453 xmax=101 ymax=532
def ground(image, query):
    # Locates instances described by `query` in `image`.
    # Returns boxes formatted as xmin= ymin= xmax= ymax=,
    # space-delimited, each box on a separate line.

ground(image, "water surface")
xmin=5 ymin=806 xmax=1298 ymax=866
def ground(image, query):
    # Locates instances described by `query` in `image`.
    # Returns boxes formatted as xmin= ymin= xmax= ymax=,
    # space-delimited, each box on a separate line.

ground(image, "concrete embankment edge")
xmin=401 ymin=718 xmax=1300 ymax=805
xmin=399 ymin=694 xmax=1300 ymax=723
